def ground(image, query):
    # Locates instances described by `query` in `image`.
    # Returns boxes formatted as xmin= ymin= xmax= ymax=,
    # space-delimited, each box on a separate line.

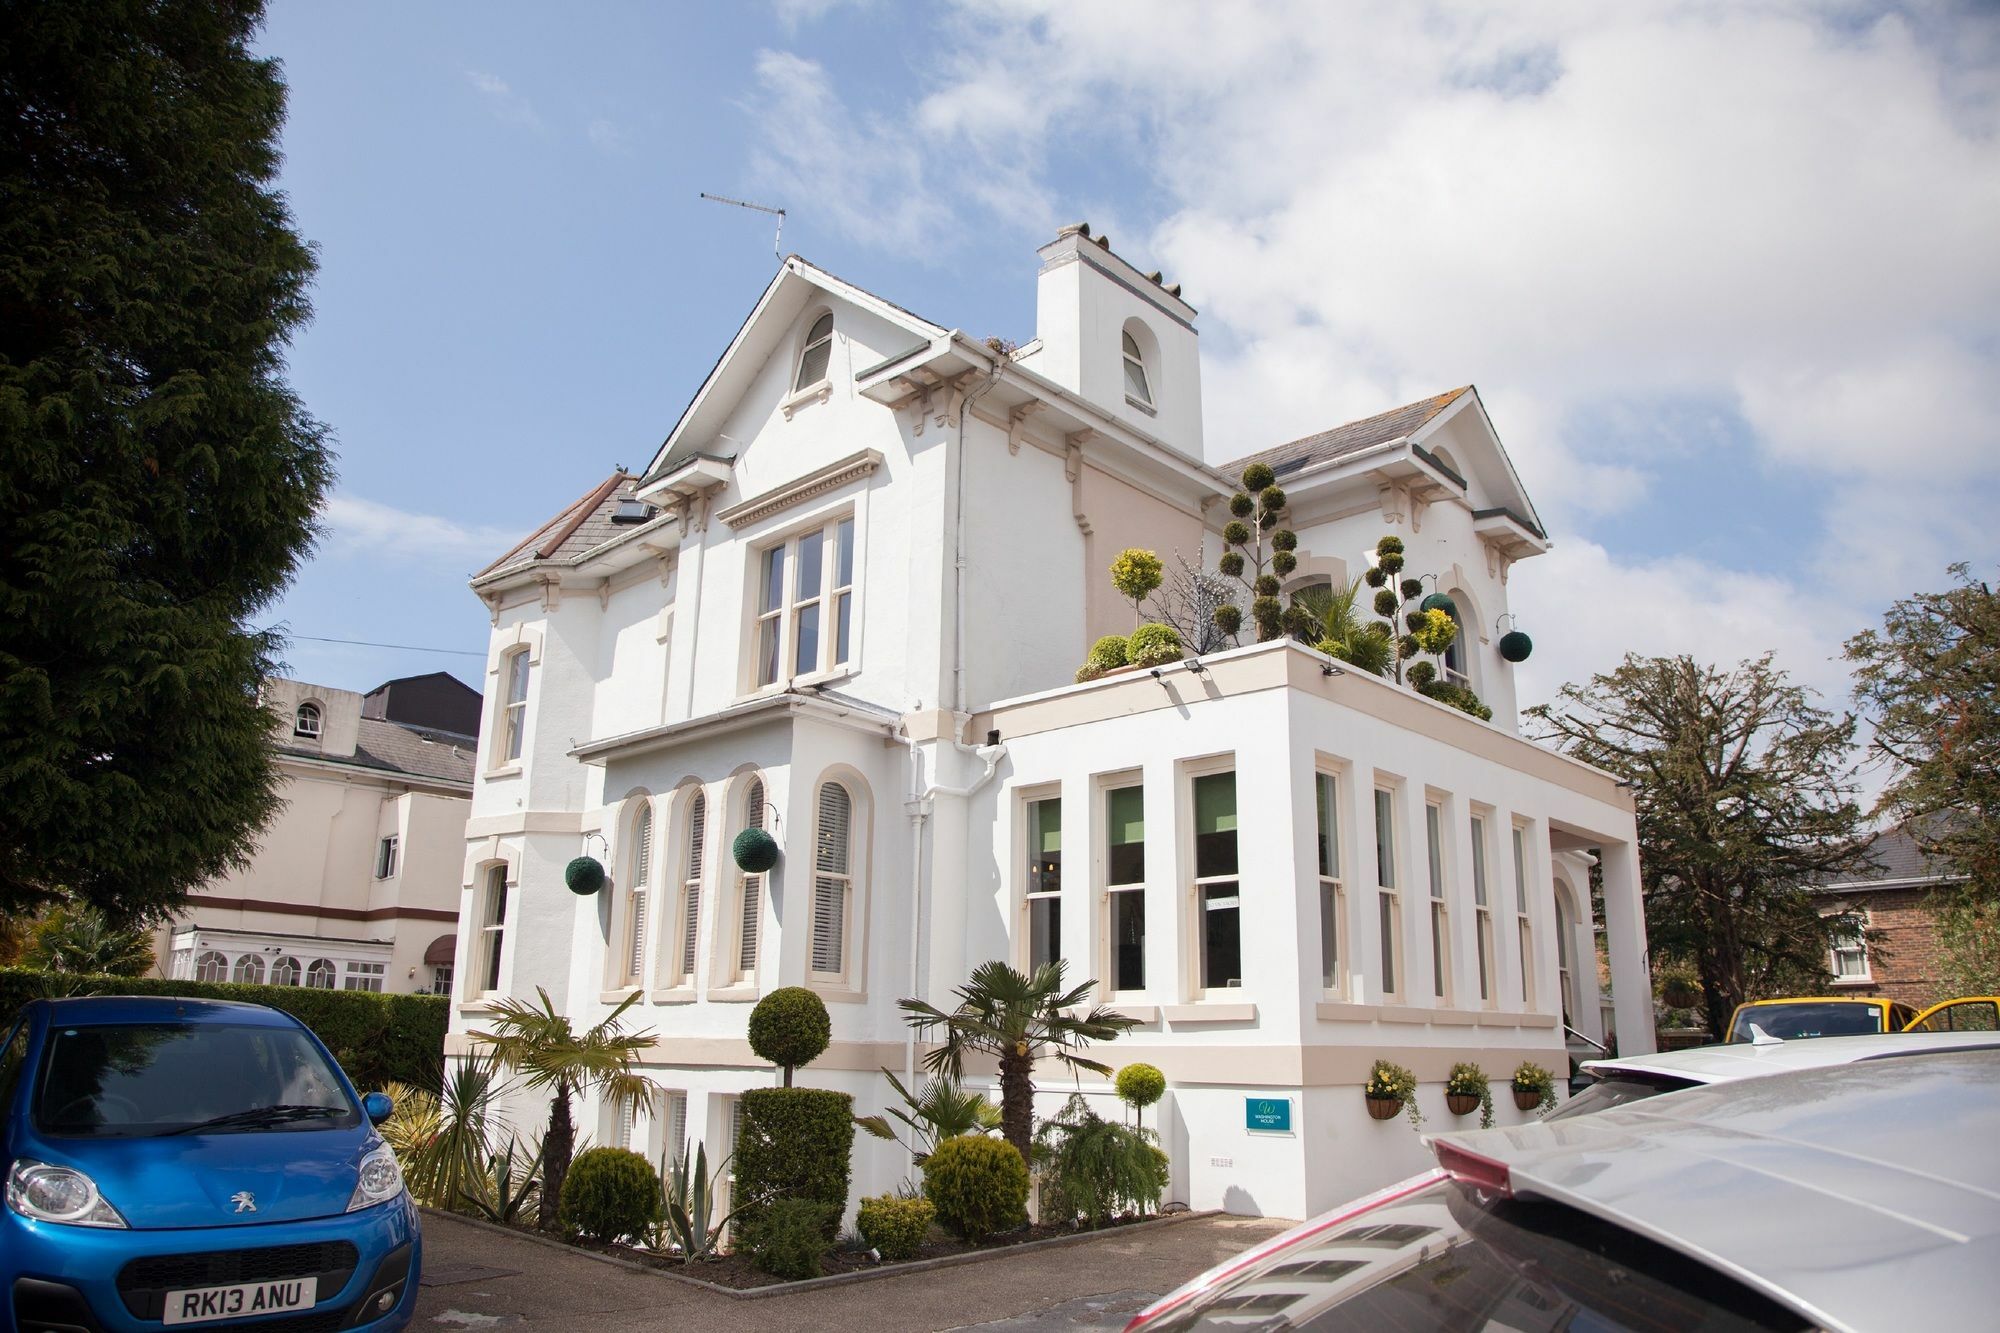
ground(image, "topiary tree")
xmin=558 ymin=1146 xmax=660 ymax=1242
xmin=1126 ymin=623 xmax=1184 ymax=668
xmin=736 ymin=1086 xmax=854 ymax=1240
xmin=1214 ymin=464 xmax=1297 ymax=644
xmin=748 ymin=986 xmax=830 ymax=1086
xmin=1110 ymin=548 xmax=1164 ymax=628
xmin=1076 ymin=633 xmax=1131 ymax=683
xmin=1114 ymin=1062 xmax=1166 ymax=1129
xmin=923 ymin=1133 xmax=1029 ymax=1242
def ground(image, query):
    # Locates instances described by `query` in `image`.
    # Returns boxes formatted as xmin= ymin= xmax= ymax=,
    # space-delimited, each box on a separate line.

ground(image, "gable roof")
xmin=477 ymin=471 xmax=638 ymax=579
xmin=1224 ymin=387 xmax=1471 ymax=479
xmin=1819 ymin=817 xmax=1966 ymax=891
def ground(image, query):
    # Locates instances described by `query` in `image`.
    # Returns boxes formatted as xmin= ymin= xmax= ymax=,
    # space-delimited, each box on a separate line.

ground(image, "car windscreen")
xmin=1542 ymin=1072 xmax=1700 ymax=1121
xmin=1729 ymin=1002 xmax=1883 ymax=1042
xmin=1145 ymin=1179 xmax=1809 ymax=1331
xmin=35 ymin=1021 xmax=357 ymax=1138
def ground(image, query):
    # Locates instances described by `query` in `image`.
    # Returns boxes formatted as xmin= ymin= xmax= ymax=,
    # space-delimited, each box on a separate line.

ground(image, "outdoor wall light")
xmin=1183 ymin=658 xmax=1208 ymax=675
xmin=1321 ymin=663 xmax=1345 ymax=677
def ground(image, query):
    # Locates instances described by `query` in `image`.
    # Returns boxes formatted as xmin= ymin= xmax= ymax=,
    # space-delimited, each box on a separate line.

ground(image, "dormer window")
xmin=293 ymin=703 xmax=322 ymax=739
xmin=795 ymin=312 xmax=834 ymax=392
xmin=1122 ymin=328 xmax=1153 ymax=407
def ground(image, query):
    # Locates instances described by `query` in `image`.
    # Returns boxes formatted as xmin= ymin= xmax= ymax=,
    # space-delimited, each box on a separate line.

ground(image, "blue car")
xmin=2 ymin=995 xmax=421 ymax=1332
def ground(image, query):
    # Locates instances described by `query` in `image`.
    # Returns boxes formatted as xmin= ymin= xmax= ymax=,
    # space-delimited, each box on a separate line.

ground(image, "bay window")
xmin=1374 ymin=787 xmax=1401 ymax=1000
xmin=1315 ymin=771 xmax=1343 ymax=995
xmin=1025 ymin=796 xmax=1063 ymax=972
xmin=1105 ymin=785 xmax=1145 ymax=993
xmin=1193 ymin=771 xmax=1241 ymax=991
xmin=754 ymin=515 xmax=856 ymax=687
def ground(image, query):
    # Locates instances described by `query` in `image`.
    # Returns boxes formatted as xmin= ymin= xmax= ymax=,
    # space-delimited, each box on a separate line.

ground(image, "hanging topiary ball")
xmin=565 ymin=856 xmax=607 ymax=896
xmin=733 ymin=827 xmax=779 ymax=873
xmin=1420 ymin=592 xmax=1458 ymax=618
xmin=1500 ymin=629 xmax=1534 ymax=662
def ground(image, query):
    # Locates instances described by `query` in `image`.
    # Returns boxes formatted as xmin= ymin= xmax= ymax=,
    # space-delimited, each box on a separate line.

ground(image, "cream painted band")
xmin=465 ymin=810 xmax=587 ymax=837
xmin=714 ymin=448 xmax=883 ymax=529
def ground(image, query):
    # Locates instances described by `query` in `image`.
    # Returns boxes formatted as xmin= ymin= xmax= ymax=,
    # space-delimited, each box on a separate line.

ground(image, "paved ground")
xmin=412 ymin=1211 xmax=1289 ymax=1332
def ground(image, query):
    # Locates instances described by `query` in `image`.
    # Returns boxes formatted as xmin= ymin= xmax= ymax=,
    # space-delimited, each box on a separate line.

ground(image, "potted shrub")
xmin=1363 ymin=1059 xmax=1420 ymax=1128
xmin=1511 ymin=1061 xmax=1557 ymax=1114
xmin=1444 ymin=1062 xmax=1494 ymax=1128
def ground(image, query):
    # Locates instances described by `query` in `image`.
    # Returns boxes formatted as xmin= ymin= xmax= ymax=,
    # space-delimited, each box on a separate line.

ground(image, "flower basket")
xmin=1511 ymin=1087 xmax=1542 ymax=1112
xmin=1445 ymin=1092 xmax=1481 ymax=1117
xmin=1364 ymin=1094 xmax=1402 ymax=1121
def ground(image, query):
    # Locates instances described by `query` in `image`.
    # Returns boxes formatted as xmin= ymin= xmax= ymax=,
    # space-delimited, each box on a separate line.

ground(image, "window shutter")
xmin=630 ymin=806 xmax=653 ymax=978
xmin=667 ymin=1092 xmax=687 ymax=1161
xmin=680 ymin=793 xmax=707 ymax=979
xmin=812 ymin=782 xmax=852 ymax=974
xmin=739 ymin=781 xmax=764 ymax=973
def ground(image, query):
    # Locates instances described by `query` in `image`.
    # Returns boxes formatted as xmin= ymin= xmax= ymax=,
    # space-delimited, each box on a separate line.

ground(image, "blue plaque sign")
xmin=1245 ymin=1096 xmax=1292 ymax=1133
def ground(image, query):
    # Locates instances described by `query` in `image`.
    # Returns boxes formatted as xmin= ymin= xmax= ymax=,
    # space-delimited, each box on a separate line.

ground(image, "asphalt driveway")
xmin=412 ymin=1210 xmax=1290 ymax=1332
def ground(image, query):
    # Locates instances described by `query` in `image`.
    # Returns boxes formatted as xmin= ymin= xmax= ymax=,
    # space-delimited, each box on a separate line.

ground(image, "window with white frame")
xmin=429 ymin=964 xmax=453 ymax=997
xmin=1374 ymin=787 xmax=1401 ymax=1000
xmin=1315 ymin=771 xmax=1343 ymax=995
xmin=478 ymin=866 xmax=508 ymax=995
xmin=754 ymin=515 xmax=856 ymax=688
xmin=375 ymin=835 xmax=398 ymax=880
xmin=672 ymin=792 xmax=707 ymax=987
xmin=232 ymin=954 xmax=265 ymax=985
xmin=1105 ymin=784 xmax=1145 ymax=993
xmin=1513 ymin=823 xmax=1533 ymax=1006
xmin=1441 ymin=598 xmax=1470 ymax=690
xmin=810 ymin=781 xmax=855 ymax=980
xmin=1555 ymin=888 xmax=1577 ymax=1025
xmin=500 ymin=649 xmax=531 ymax=763
xmin=1828 ymin=912 xmax=1870 ymax=982
xmin=794 ymin=312 xmax=834 ymax=392
xmin=305 ymin=958 xmax=336 ymax=989
xmin=1471 ymin=814 xmax=1494 ymax=1004
xmin=343 ymin=961 xmax=385 ymax=993
xmin=624 ymin=802 xmax=653 ymax=985
xmin=733 ymin=779 xmax=767 ymax=983
xmin=1122 ymin=329 xmax=1153 ymax=406
xmin=1193 ymin=770 xmax=1241 ymax=991
xmin=1024 ymin=795 xmax=1063 ymax=973
xmin=271 ymin=956 xmax=301 ymax=987
xmin=293 ymin=703 xmax=322 ymax=739
xmin=663 ymin=1091 xmax=689 ymax=1167
xmin=1427 ymin=800 xmax=1450 ymax=1002
xmin=195 ymin=950 xmax=228 ymax=983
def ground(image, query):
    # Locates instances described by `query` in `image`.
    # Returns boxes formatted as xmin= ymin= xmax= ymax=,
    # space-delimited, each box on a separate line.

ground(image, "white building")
xmin=448 ymin=226 xmax=1653 ymax=1221
xmin=161 ymin=674 xmax=478 ymax=996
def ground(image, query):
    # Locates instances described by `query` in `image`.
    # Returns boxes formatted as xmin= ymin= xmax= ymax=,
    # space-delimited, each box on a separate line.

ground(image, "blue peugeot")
xmin=2 ymin=995 xmax=421 ymax=1331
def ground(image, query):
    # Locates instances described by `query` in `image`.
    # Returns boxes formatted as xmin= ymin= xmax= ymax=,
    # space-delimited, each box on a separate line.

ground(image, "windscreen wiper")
xmin=165 ymin=1104 xmax=344 ymax=1135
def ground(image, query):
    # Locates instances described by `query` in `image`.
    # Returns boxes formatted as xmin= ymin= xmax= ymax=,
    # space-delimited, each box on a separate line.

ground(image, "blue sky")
xmin=255 ymin=1 xmax=2000 ymax=717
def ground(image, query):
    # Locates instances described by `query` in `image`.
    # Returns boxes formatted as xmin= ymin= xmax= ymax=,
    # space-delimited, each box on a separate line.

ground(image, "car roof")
xmin=1582 ymin=1028 xmax=2000 ymax=1083
xmin=1735 ymin=995 xmax=1886 ymax=1007
xmin=29 ymin=995 xmax=302 ymax=1027
xmin=1433 ymin=1050 xmax=2000 ymax=1332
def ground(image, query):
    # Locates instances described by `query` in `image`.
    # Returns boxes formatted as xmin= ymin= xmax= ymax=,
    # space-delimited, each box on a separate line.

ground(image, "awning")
xmin=423 ymin=934 xmax=457 ymax=965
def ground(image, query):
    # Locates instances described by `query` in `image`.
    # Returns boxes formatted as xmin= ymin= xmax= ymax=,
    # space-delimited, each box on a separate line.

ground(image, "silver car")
xmin=1125 ymin=1050 xmax=2000 ymax=1331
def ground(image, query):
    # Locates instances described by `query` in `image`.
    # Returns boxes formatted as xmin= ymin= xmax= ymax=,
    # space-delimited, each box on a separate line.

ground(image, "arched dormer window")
xmin=1121 ymin=329 xmax=1153 ymax=407
xmin=795 ymin=312 xmax=834 ymax=392
xmin=293 ymin=702 xmax=322 ymax=739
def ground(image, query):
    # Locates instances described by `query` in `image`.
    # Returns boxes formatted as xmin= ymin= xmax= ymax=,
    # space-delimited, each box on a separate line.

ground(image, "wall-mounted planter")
xmin=1364 ymin=1095 xmax=1403 ymax=1121
xmin=1511 ymin=1087 xmax=1542 ymax=1112
xmin=1445 ymin=1093 xmax=1481 ymax=1117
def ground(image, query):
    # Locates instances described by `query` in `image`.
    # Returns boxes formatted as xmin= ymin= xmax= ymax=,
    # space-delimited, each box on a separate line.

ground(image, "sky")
xmin=255 ymin=0 xmax=2000 ymax=742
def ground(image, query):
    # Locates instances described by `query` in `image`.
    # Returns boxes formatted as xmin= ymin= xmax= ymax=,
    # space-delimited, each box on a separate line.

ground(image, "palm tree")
xmin=22 ymin=903 xmax=156 ymax=976
xmin=474 ymin=987 xmax=654 ymax=1229
xmin=899 ymin=960 xmax=1138 ymax=1166
xmin=855 ymin=1067 xmax=1004 ymax=1164
xmin=1292 ymin=577 xmax=1394 ymax=676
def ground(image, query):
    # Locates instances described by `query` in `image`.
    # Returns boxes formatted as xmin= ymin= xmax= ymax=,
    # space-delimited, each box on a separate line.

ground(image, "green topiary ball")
xmin=1115 ymin=1062 xmax=1166 ymax=1110
xmin=1127 ymin=623 xmax=1185 ymax=668
xmin=1259 ymin=485 xmax=1287 ymax=513
xmin=1241 ymin=462 xmax=1277 ymax=492
xmin=1420 ymin=592 xmax=1458 ymax=617
xmin=1087 ymin=634 xmax=1131 ymax=669
xmin=1254 ymin=574 xmax=1281 ymax=598
xmin=1271 ymin=529 xmax=1298 ymax=552
xmin=1373 ymin=588 xmax=1399 ymax=617
xmin=924 ymin=1134 xmax=1029 ymax=1243
xmin=1228 ymin=492 xmax=1254 ymax=518
xmin=1400 ymin=578 xmax=1424 ymax=599
xmin=565 ymin=856 xmax=606 ymax=896
xmin=1218 ymin=551 xmax=1245 ymax=578
xmin=1407 ymin=661 xmax=1437 ymax=688
xmin=1222 ymin=520 xmax=1250 ymax=545
xmin=1405 ymin=610 xmax=1428 ymax=633
xmin=1500 ymin=630 xmax=1533 ymax=662
xmin=1399 ymin=633 xmax=1422 ymax=659
xmin=748 ymin=987 xmax=831 ymax=1076
xmin=1378 ymin=552 xmax=1404 ymax=575
xmin=1376 ymin=535 xmax=1405 ymax=555
xmin=1364 ymin=566 xmax=1388 ymax=588
xmin=733 ymin=827 xmax=779 ymax=873
xmin=1213 ymin=604 xmax=1244 ymax=635
xmin=558 ymin=1147 xmax=660 ymax=1242
xmin=1272 ymin=550 xmax=1298 ymax=575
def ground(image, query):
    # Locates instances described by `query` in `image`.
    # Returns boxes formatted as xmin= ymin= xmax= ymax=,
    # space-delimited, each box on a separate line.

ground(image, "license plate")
xmin=163 ymin=1276 xmax=318 ymax=1326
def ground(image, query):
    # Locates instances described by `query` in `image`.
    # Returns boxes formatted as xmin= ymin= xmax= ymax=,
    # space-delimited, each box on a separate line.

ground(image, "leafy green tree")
xmin=1213 ymin=464 xmax=1298 ymax=643
xmin=1846 ymin=566 xmax=2000 ymax=993
xmin=19 ymin=902 xmax=156 ymax=976
xmin=1529 ymin=654 xmax=1870 ymax=1037
xmin=900 ymin=960 xmax=1137 ymax=1166
xmin=474 ymin=989 xmax=655 ymax=1229
xmin=0 ymin=0 xmax=333 ymax=925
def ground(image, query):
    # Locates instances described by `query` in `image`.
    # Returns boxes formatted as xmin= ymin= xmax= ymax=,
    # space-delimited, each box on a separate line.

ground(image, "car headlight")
xmin=347 ymin=1143 xmax=404 ymax=1212
xmin=6 ymin=1159 xmax=128 ymax=1228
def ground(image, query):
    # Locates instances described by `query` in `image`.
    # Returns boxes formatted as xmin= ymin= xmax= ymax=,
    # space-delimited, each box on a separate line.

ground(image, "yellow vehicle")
xmin=1726 ymin=995 xmax=1919 ymax=1043
xmin=1905 ymin=996 xmax=2000 ymax=1033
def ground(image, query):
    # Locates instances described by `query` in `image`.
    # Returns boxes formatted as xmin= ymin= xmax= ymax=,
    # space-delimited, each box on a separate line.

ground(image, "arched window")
xmin=194 ymin=950 xmax=228 ymax=983
xmin=811 ymin=781 xmax=854 ymax=979
xmin=1442 ymin=599 xmax=1469 ymax=687
xmin=734 ymin=779 xmax=766 ymax=983
xmin=293 ymin=703 xmax=322 ymax=739
xmin=672 ymin=791 xmax=707 ymax=987
xmin=232 ymin=954 xmax=265 ymax=985
xmin=271 ymin=956 xmax=301 ymax=986
xmin=624 ymin=802 xmax=653 ymax=985
xmin=1555 ymin=886 xmax=1577 ymax=1028
xmin=500 ymin=649 xmax=531 ymax=762
xmin=795 ymin=312 xmax=834 ymax=392
xmin=477 ymin=865 xmax=508 ymax=995
xmin=305 ymin=958 xmax=336 ymax=989
xmin=1121 ymin=329 xmax=1153 ymax=406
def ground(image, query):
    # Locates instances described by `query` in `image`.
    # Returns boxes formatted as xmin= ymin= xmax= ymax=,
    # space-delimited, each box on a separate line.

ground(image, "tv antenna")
xmin=699 ymin=192 xmax=786 ymax=258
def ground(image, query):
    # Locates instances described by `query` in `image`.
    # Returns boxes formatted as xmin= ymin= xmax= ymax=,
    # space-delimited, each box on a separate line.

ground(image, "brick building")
xmin=1814 ymin=822 xmax=1962 ymax=1009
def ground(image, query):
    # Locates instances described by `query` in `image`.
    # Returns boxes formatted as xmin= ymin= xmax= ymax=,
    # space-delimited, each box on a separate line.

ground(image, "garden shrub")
xmin=558 ymin=1147 xmax=659 ymax=1242
xmin=856 ymin=1194 xmax=934 ymax=1260
xmin=923 ymin=1133 xmax=1028 ymax=1243
xmin=747 ymin=986 xmax=830 ymax=1083
xmin=0 ymin=967 xmax=446 ymax=1089
xmin=744 ymin=1198 xmax=838 ymax=1281
xmin=736 ymin=1087 xmax=853 ymax=1237
xmin=1126 ymin=623 xmax=1183 ymax=668
xmin=1034 ymin=1094 xmax=1168 ymax=1227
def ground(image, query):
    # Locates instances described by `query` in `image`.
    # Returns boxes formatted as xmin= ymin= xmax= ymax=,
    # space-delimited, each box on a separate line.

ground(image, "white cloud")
xmin=771 ymin=0 xmax=875 ymax=32
xmin=321 ymin=495 xmax=523 ymax=570
xmin=465 ymin=69 xmax=544 ymax=132
xmin=586 ymin=117 xmax=631 ymax=155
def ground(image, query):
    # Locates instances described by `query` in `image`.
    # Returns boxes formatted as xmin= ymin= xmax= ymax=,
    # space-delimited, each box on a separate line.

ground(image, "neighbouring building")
xmin=1814 ymin=820 xmax=1971 ymax=1010
xmin=449 ymin=227 xmax=1654 ymax=1221
xmin=159 ymin=673 xmax=479 ymax=996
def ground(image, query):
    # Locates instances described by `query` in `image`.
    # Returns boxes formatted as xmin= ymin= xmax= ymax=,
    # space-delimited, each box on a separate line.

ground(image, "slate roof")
xmin=1818 ymin=817 xmax=1964 ymax=890
xmin=478 ymin=471 xmax=645 ymax=578
xmin=277 ymin=717 xmax=475 ymax=788
xmin=1222 ymin=387 xmax=1470 ymax=478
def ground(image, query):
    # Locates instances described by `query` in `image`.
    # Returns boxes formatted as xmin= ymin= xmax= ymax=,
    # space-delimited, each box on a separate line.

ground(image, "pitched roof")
xmin=1223 ymin=387 xmax=1471 ymax=478
xmin=477 ymin=471 xmax=642 ymax=578
xmin=277 ymin=717 xmax=475 ymax=788
xmin=1821 ymin=817 xmax=1965 ymax=890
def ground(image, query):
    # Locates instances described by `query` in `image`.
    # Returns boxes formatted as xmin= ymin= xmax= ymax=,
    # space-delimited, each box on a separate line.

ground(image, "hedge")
xmin=0 ymin=967 xmax=449 ymax=1090
xmin=736 ymin=1086 xmax=853 ymax=1238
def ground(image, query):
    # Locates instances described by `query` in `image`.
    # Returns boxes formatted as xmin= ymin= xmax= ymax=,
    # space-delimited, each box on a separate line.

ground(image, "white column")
xmin=1596 ymin=841 xmax=1655 ymax=1056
